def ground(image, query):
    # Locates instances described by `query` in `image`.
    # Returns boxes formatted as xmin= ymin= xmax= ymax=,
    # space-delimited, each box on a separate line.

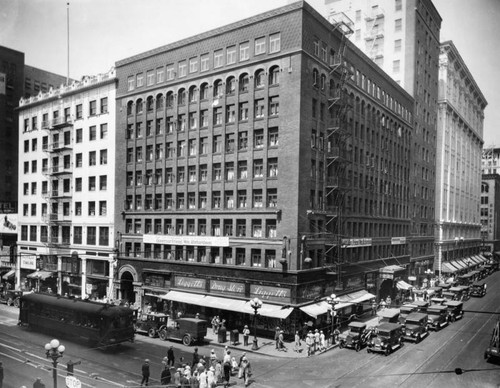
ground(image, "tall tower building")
xmin=435 ymin=41 xmax=487 ymax=277
xmin=325 ymin=0 xmax=442 ymax=275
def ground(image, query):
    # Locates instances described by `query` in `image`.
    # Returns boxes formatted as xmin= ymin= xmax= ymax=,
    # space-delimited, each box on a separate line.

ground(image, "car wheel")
xmin=416 ymin=334 xmax=421 ymax=343
xmin=355 ymin=343 xmax=361 ymax=352
xmin=148 ymin=328 xmax=156 ymax=338
xmin=7 ymin=297 xmax=13 ymax=306
xmin=158 ymin=329 xmax=167 ymax=341
xmin=14 ymin=298 xmax=20 ymax=308
xmin=367 ymin=348 xmax=371 ymax=354
xmin=182 ymin=334 xmax=192 ymax=346
xmin=339 ymin=341 xmax=344 ymax=349
xmin=451 ymin=316 xmax=456 ymax=323
xmin=385 ymin=346 xmax=391 ymax=356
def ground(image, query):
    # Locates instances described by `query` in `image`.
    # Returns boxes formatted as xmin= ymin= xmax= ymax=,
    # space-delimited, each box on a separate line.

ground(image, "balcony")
xmin=51 ymin=116 xmax=73 ymax=128
xmin=46 ymin=141 xmax=72 ymax=152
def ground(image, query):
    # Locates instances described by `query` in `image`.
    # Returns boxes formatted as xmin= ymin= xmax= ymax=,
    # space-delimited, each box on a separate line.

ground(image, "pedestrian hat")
xmin=145 ymin=359 xmax=150 ymax=362
xmin=244 ymin=325 xmax=248 ymax=328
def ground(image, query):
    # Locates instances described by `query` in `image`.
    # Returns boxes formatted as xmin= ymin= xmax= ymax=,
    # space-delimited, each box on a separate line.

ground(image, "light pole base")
xmin=252 ymin=338 xmax=259 ymax=350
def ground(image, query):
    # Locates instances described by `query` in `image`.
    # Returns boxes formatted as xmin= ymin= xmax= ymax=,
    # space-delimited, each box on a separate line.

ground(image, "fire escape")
xmin=363 ymin=6 xmax=385 ymax=63
xmin=42 ymin=112 xmax=73 ymax=265
xmin=324 ymin=13 xmax=354 ymax=287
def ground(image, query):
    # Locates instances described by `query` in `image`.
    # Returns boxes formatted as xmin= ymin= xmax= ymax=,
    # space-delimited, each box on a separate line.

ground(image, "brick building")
xmin=114 ymin=1 xmax=414 ymax=335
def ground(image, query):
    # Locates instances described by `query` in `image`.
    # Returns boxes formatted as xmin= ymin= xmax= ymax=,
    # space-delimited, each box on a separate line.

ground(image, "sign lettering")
xmin=175 ymin=276 xmax=206 ymax=290
xmin=250 ymin=285 xmax=290 ymax=303
xmin=210 ymin=280 xmax=245 ymax=295
xmin=143 ymin=234 xmax=229 ymax=247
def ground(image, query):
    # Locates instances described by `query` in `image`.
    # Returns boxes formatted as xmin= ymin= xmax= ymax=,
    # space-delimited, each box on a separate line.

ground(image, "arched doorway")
xmin=120 ymin=271 xmax=135 ymax=304
xmin=379 ymin=279 xmax=394 ymax=302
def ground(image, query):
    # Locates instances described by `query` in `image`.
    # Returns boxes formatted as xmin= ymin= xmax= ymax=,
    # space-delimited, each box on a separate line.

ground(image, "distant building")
xmin=435 ymin=41 xmax=488 ymax=277
xmin=16 ymin=68 xmax=117 ymax=297
xmin=113 ymin=1 xmax=414 ymax=334
xmin=480 ymin=174 xmax=500 ymax=256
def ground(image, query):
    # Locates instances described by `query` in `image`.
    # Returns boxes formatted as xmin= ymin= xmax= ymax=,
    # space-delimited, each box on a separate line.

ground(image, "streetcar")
xmin=18 ymin=293 xmax=135 ymax=347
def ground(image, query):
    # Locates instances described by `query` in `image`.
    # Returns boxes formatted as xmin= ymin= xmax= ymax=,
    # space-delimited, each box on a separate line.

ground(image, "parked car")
xmin=159 ymin=317 xmax=208 ymax=346
xmin=377 ymin=308 xmax=400 ymax=324
xmin=398 ymin=304 xmax=417 ymax=326
xmin=367 ymin=322 xmax=403 ymax=356
xmin=339 ymin=322 xmax=373 ymax=352
xmin=470 ymin=282 xmax=487 ymax=297
xmin=134 ymin=312 xmax=169 ymax=338
xmin=402 ymin=312 xmax=429 ymax=343
xmin=445 ymin=301 xmax=464 ymax=322
xmin=427 ymin=305 xmax=449 ymax=330
xmin=430 ymin=297 xmax=447 ymax=306
xmin=0 ymin=290 xmax=23 ymax=307
xmin=412 ymin=300 xmax=429 ymax=312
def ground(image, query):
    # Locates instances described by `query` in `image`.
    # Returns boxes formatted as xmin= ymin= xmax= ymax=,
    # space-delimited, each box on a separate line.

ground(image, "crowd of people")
xmin=141 ymin=345 xmax=253 ymax=387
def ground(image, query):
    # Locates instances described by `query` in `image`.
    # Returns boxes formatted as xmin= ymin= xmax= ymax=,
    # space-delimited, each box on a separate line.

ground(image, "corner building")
xmin=115 ymin=1 xmax=414 ymax=336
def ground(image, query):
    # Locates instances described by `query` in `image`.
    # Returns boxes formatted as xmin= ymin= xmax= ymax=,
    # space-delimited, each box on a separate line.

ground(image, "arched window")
xmin=178 ymin=88 xmax=186 ymax=105
xmin=146 ymin=96 xmax=154 ymax=112
xmin=226 ymin=76 xmax=236 ymax=94
xmin=188 ymin=86 xmax=197 ymax=103
xmin=213 ymin=80 xmax=223 ymax=97
xmin=255 ymin=69 xmax=265 ymax=88
xmin=156 ymin=93 xmax=164 ymax=110
xmin=166 ymin=92 xmax=174 ymax=108
xmin=239 ymin=73 xmax=249 ymax=92
xmin=136 ymin=98 xmax=143 ymax=115
xmin=127 ymin=101 xmax=133 ymax=116
xmin=200 ymin=83 xmax=209 ymax=100
xmin=312 ymin=69 xmax=319 ymax=86
xmin=482 ymin=183 xmax=489 ymax=193
xmin=269 ymin=66 xmax=280 ymax=85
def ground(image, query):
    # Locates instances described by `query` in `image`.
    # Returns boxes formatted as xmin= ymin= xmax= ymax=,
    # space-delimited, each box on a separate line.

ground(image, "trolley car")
xmin=19 ymin=293 xmax=135 ymax=347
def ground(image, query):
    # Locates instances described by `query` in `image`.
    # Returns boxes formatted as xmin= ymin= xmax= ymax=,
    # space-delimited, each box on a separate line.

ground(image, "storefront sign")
xmin=379 ymin=272 xmax=394 ymax=280
xmin=344 ymin=275 xmax=364 ymax=290
xmin=143 ymin=235 xmax=229 ymax=247
xmin=210 ymin=280 xmax=245 ymax=295
xmin=297 ymin=284 xmax=323 ymax=300
xmin=408 ymin=276 xmax=417 ymax=281
xmin=391 ymin=237 xmax=406 ymax=245
xmin=341 ymin=238 xmax=372 ymax=248
xmin=250 ymin=284 xmax=291 ymax=303
xmin=20 ymin=254 xmax=36 ymax=270
xmin=174 ymin=276 xmax=206 ymax=290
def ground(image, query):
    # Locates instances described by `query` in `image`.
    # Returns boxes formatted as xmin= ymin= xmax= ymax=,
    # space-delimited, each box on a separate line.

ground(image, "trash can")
xmin=218 ymin=327 xmax=227 ymax=343
xmin=230 ymin=329 xmax=239 ymax=345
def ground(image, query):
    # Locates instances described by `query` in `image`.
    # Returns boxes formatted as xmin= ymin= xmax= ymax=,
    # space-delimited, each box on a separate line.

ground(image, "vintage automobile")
xmin=485 ymin=319 xmax=500 ymax=362
xmin=429 ymin=297 xmax=447 ymax=306
xmin=412 ymin=300 xmax=429 ymax=312
xmin=134 ymin=312 xmax=169 ymax=338
xmin=377 ymin=308 xmax=400 ymax=324
xmin=0 ymin=289 xmax=23 ymax=307
xmin=427 ymin=286 xmax=443 ymax=299
xmin=445 ymin=301 xmax=464 ymax=322
xmin=441 ymin=291 xmax=456 ymax=301
xmin=402 ymin=312 xmax=429 ymax=343
xmin=158 ymin=317 xmax=208 ymax=346
xmin=367 ymin=322 xmax=403 ymax=356
xmin=427 ymin=305 xmax=449 ymax=330
xmin=398 ymin=304 xmax=417 ymax=326
xmin=339 ymin=322 xmax=373 ymax=352
xmin=470 ymin=282 xmax=487 ymax=297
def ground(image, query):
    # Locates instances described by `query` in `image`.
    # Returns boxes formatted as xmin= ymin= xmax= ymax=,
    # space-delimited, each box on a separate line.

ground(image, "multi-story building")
xmin=480 ymin=174 xmax=500 ymax=256
xmin=435 ymin=41 xmax=488 ymax=278
xmin=324 ymin=0 xmax=442 ymax=279
xmin=114 ymin=1 xmax=413 ymax=335
xmin=16 ymin=68 xmax=117 ymax=299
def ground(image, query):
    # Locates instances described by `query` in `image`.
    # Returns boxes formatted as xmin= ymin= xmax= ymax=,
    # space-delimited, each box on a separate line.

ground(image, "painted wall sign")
xmin=298 ymin=284 xmax=323 ymax=300
xmin=20 ymin=255 xmax=36 ymax=270
xmin=143 ymin=234 xmax=229 ymax=247
xmin=341 ymin=238 xmax=372 ymax=248
xmin=174 ymin=276 xmax=206 ymax=290
xmin=391 ymin=237 xmax=407 ymax=245
xmin=209 ymin=280 xmax=245 ymax=295
xmin=250 ymin=284 xmax=291 ymax=302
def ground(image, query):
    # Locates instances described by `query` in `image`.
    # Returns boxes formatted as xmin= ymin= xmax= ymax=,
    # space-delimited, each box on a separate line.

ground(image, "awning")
xmin=339 ymin=290 xmax=374 ymax=303
xmin=478 ymin=254 xmax=489 ymax=262
xmin=205 ymin=295 xmax=248 ymax=313
xmin=248 ymin=302 xmax=294 ymax=319
xmin=379 ymin=265 xmax=406 ymax=274
xmin=441 ymin=262 xmax=458 ymax=273
xmin=350 ymin=292 xmax=376 ymax=304
xmin=450 ymin=260 xmax=466 ymax=270
xmin=299 ymin=300 xmax=354 ymax=319
xmin=26 ymin=270 xmax=55 ymax=280
xmin=469 ymin=256 xmax=482 ymax=265
xmin=160 ymin=290 xmax=205 ymax=305
xmin=396 ymin=280 xmax=413 ymax=290
xmin=2 ymin=269 xmax=15 ymax=280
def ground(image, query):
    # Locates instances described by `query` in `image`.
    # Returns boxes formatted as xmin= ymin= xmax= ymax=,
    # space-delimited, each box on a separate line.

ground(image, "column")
xmin=81 ymin=258 xmax=87 ymax=299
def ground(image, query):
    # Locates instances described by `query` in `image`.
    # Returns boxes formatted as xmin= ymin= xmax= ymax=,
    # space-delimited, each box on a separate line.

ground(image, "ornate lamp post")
xmin=249 ymin=297 xmax=263 ymax=350
xmin=45 ymin=339 xmax=65 ymax=388
xmin=326 ymin=294 xmax=340 ymax=344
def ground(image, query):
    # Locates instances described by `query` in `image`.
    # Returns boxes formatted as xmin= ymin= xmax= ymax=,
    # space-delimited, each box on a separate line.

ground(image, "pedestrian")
xmin=380 ymin=299 xmax=387 ymax=310
xmin=209 ymin=349 xmax=217 ymax=367
xmin=173 ymin=368 xmax=182 ymax=388
xmin=274 ymin=326 xmax=280 ymax=349
xmin=231 ymin=357 xmax=238 ymax=375
xmin=141 ymin=359 xmax=150 ymax=386
xmin=238 ymin=352 xmax=246 ymax=379
xmin=386 ymin=296 xmax=392 ymax=308
xmin=371 ymin=299 xmax=377 ymax=316
xmin=180 ymin=370 xmax=190 ymax=387
xmin=0 ymin=361 xmax=3 ymax=388
xmin=243 ymin=324 xmax=250 ymax=346
xmin=33 ymin=378 xmax=45 ymax=388
xmin=314 ymin=329 xmax=320 ymax=353
xmin=223 ymin=357 xmax=232 ymax=388
xmin=223 ymin=349 xmax=231 ymax=365
xmin=198 ymin=368 xmax=208 ymax=388
xmin=161 ymin=365 xmax=171 ymax=386
xmin=167 ymin=346 xmax=175 ymax=367
xmin=192 ymin=347 xmax=200 ymax=367
xmin=333 ymin=326 xmax=340 ymax=344
xmin=305 ymin=331 xmax=313 ymax=356
xmin=241 ymin=357 xmax=252 ymax=387
xmin=278 ymin=330 xmax=286 ymax=351
xmin=215 ymin=361 xmax=222 ymax=385
xmin=294 ymin=330 xmax=301 ymax=352
xmin=207 ymin=366 xmax=216 ymax=388
xmin=190 ymin=370 xmax=200 ymax=388
xmin=320 ymin=330 xmax=326 ymax=351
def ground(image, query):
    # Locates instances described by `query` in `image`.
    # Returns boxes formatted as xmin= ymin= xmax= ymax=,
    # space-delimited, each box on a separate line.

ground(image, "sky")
xmin=1 ymin=0 xmax=499 ymax=146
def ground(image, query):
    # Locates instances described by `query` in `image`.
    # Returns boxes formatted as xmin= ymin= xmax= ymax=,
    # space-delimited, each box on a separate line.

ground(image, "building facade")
xmin=16 ymin=68 xmax=117 ymax=299
xmin=435 ymin=41 xmax=488 ymax=277
xmin=114 ymin=1 xmax=414 ymax=334
xmin=480 ymin=174 xmax=500 ymax=256
xmin=324 ymin=0 xmax=442 ymax=279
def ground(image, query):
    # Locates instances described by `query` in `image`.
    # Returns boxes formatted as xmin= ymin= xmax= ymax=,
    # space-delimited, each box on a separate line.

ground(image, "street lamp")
xmin=249 ymin=297 xmax=263 ymax=350
xmin=326 ymin=293 xmax=340 ymax=344
xmin=45 ymin=339 xmax=65 ymax=388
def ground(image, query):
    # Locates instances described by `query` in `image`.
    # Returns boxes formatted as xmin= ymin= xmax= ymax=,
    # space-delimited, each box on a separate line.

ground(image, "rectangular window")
xmin=88 ymin=176 xmax=96 ymax=191
xmin=226 ymin=46 xmax=236 ymax=64
xmin=213 ymin=164 xmax=222 ymax=181
xmin=88 ymin=201 xmax=96 ymax=216
xmin=226 ymin=104 xmax=236 ymax=123
xmin=100 ymin=97 xmax=108 ymax=114
xmin=214 ymin=50 xmax=224 ymax=68
xmin=395 ymin=19 xmax=402 ymax=32
xmin=394 ymin=39 xmax=402 ymax=52
xmin=253 ymin=159 xmax=264 ymax=178
xmin=269 ymin=33 xmax=281 ymax=53
xmin=268 ymin=127 xmax=278 ymax=147
xmin=166 ymin=64 xmax=175 ymax=80
xmin=239 ymin=102 xmax=248 ymax=121
xmin=100 ymin=149 xmax=108 ymax=165
xmin=87 ymin=226 xmax=96 ymax=245
xmin=189 ymin=57 xmax=198 ymax=73
xmin=213 ymin=107 xmax=222 ymax=125
xmin=99 ymin=175 xmax=107 ymax=190
xmin=89 ymin=100 xmax=97 ymax=116
xmin=178 ymin=60 xmax=187 ymax=77
xmin=254 ymin=129 xmax=264 ymax=149
xmin=240 ymin=41 xmax=250 ymax=61
xmin=89 ymin=151 xmax=97 ymax=166
xmin=89 ymin=126 xmax=97 ymax=141
xmin=254 ymin=99 xmax=265 ymax=118
xmin=200 ymin=110 xmax=209 ymax=127
xmin=100 ymin=123 xmax=108 ymax=139
xmin=269 ymin=96 xmax=279 ymax=116
xmin=136 ymin=73 xmax=144 ymax=87
xmin=76 ymin=104 xmax=83 ymax=119
xmin=146 ymin=70 xmax=155 ymax=86
xmin=99 ymin=200 xmax=107 ymax=216
xmin=128 ymin=76 xmax=134 ymax=91
xmin=393 ymin=60 xmax=401 ymax=73
xmin=156 ymin=67 xmax=165 ymax=83
xmin=200 ymin=54 xmax=209 ymax=71
xmin=73 ymin=226 xmax=82 ymax=244
xmin=255 ymin=37 xmax=266 ymax=55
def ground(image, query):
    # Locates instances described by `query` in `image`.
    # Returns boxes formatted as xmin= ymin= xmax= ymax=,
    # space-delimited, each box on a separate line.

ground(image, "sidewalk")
xmin=203 ymin=313 xmax=381 ymax=359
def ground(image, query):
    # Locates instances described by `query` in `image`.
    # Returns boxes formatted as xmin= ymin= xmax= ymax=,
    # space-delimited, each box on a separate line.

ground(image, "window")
xmin=189 ymin=57 xmax=198 ymax=73
xmin=24 ymin=161 xmax=29 ymax=174
xmin=227 ymin=46 xmax=236 ymax=64
xmin=395 ymin=0 xmax=402 ymax=11
xmin=252 ymin=221 xmax=263 ymax=239
xmin=75 ymin=177 xmax=82 ymax=192
xmin=188 ymin=139 xmax=197 ymax=156
xmin=269 ymin=33 xmax=281 ymax=53
xmin=394 ymin=39 xmax=402 ymax=52
xmin=199 ymin=165 xmax=208 ymax=182
xmin=99 ymin=175 xmax=107 ymax=190
xmin=189 ymin=112 xmax=197 ymax=129
xmin=76 ymin=104 xmax=83 ymax=119
xmin=395 ymin=19 xmax=402 ymax=32
xmin=188 ymin=166 xmax=197 ymax=182
xmin=136 ymin=73 xmax=144 ymax=87
xmin=268 ymin=127 xmax=278 ymax=147
xmin=226 ymin=105 xmax=236 ymax=123
xmin=255 ymin=37 xmax=266 ymax=55
xmin=100 ymin=97 xmax=108 ymax=114
xmin=100 ymin=149 xmax=108 ymax=165
xmin=255 ymin=70 xmax=265 ymax=88
xmin=178 ymin=60 xmax=187 ymax=77
xmin=213 ymin=163 xmax=222 ymax=181
xmin=253 ymin=159 xmax=264 ymax=178
xmin=269 ymin=96 xmax=279 ymax=116
xmin=254 ymin=99 xmax=265 ymax=118
xmin=88 ymin=201 xmax=96 ymax=216
xmin=212 ymin=192 xmax=221 ymax=209
xmin=166 ymin=64 xmax=175 ymax=80
xmin=127 ymin=76 xmax=134 ymax=91
xmin=99 ymin=227 xmax=109 ymax=246
xmin=155 ymin=144 xmax=163 ymax=159
xmin=89 ymin=125 xmax=97 ymax=141
xmin=269 ymin=67 xmax=279 ymax=85
xmin=213 ymin=107 xmax=223 ymax=125
xmin=177 ymin=167 xmax=185 ymax=183
xmin=87 ymin=226 xmax=96 ymax=245
xmin=89 ymin=100 xmax=97 ymax=116
xmin=99 ymin=200 xmax=107 ymax=216
xmin=268 ymin=158 xmax=278 ymax=177
xmin=199 ymin=137 xmax=208 ymax=154
xmin=214 ymin=50 xmax=224 ymax=68
xmin=178 ymin=140 xmax=186 ymax=157
xmin=88 ymin=176 xmax=96 ymax=191
xmin=268 ymin=188 xmax=278 ymax=207
xmin=200 ymin=83 xmax=209 ymax=100
xmin=238 ymin=161 xmax=247 ymax=179
xmin=200 ymin=53 xmax=209 ymax=71
xmin=156 ymin=67 xmax=165 ymax=83
xmin=240 ymin=41 xmax=250 ymax=61
xmin=213 ymin=135 xmax=222 ymax=153
xmin=254 ymin=129 xmax=264 ymax=149
xmin=238 ymin=131 xmax=248 ymax=150
xmin=253 ymin=189 xmax=263 ymax=208
xmin=393 ymin=60 xmax=401 ymax=73
xmin=239 ymin=102 xmax=249 ymax=121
